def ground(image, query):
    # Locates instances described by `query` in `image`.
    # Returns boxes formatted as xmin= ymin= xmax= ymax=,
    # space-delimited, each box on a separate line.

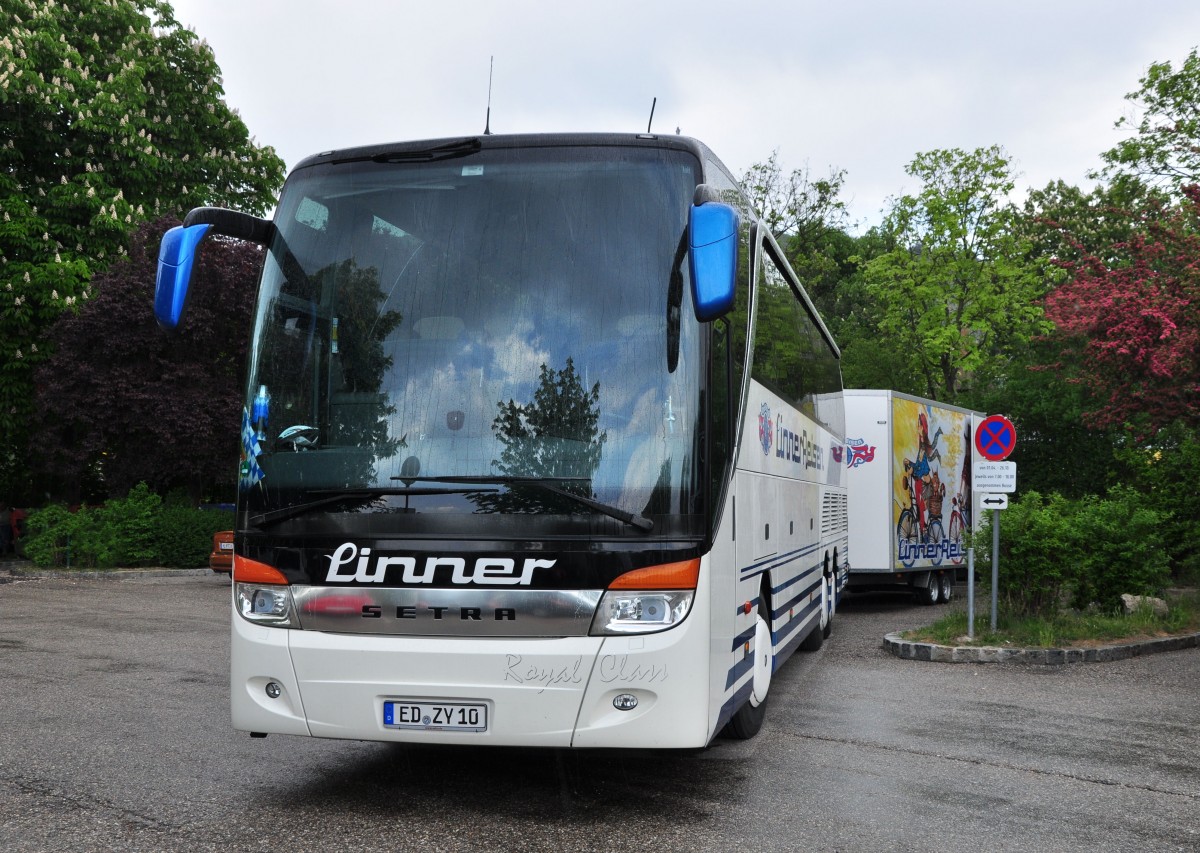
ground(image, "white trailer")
xmin=843 ymin=390 xmax=982 ymax=605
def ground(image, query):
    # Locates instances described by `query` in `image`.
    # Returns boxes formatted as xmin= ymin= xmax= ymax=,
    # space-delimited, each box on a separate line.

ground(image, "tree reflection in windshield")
xmin=470 ymin=357 xmax=607 ymax=514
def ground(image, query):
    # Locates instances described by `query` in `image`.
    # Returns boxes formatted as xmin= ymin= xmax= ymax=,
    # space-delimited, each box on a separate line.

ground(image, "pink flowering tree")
xmin=1043 ymin=187 xmax=1200 ymax=435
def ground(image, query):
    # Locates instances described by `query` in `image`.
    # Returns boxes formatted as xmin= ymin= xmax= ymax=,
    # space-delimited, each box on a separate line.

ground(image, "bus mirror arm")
xmin=154 ymin=207 xmax=273 ymax=332
xmin=183 ymin=207 xmax=273 ymax=245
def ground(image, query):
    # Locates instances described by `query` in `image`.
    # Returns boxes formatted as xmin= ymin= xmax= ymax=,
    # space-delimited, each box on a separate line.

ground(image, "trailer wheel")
xmin=938 ymin=573 xmax=954 ymax=604
xmin=915 ymin=571 xmax=939 ymax=606
xmin=725 ymin=587 xmax=772 ymax=739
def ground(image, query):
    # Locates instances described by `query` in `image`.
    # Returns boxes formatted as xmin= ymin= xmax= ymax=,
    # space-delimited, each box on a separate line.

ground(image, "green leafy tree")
xmin=740 ymin=151 xmax=851 ymax=314
xmin=1099 ymin=47 xmax=1200 ymax=193
xmin=833 ymin=227 xmax=927 ymax=393
xmin=0 ymin=0 xmax=285 ymax=496
xmin=1020 ymin=177 xmax=1161 ymax=267
xmin=1115 ymin=422 xmax=1200 ymax=583
xmin=856 ymin=146 xmax=1050 ymax=401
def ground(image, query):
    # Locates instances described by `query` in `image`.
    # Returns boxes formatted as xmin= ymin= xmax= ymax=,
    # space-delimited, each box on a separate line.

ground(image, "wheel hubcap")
xmin=750 ymin=615 xmax=772 ymax=706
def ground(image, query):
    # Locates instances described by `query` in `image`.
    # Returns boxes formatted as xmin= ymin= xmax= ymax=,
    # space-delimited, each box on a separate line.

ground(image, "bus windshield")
xmin=241 ymin=144 xmax=705 ymax=538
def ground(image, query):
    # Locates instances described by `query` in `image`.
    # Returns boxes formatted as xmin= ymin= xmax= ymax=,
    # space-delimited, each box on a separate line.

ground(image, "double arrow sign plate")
xmin=979 ymin=493 xmax=1009 ymax=510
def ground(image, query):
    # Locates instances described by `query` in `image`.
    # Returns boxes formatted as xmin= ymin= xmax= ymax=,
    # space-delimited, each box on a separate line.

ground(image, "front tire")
xmin=725 ymin=593 xmax=772 ymax=740
xmin=915 ymin=571 xmax=939 ymax=606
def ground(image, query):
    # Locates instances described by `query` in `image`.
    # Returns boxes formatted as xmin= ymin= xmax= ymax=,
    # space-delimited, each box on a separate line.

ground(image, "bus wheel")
xmin=725 ymin=591 xmax=772 ymax=739
xmin=801 ymin=577 xmax=828 ymax=651
xmin=822 ymin=573 xmax=834 ymax=639
xmin=939 ymin=573 xmax=954 ymax=604
xmin=915 ymin=572 xmax=939 ymax=606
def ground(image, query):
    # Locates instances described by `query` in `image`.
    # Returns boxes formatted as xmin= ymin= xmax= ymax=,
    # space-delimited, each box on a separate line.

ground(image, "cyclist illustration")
xmin=898 ymin=412 xmax=944 ymax=566
xmin=944 ymin=421 xmax=973 ymax=565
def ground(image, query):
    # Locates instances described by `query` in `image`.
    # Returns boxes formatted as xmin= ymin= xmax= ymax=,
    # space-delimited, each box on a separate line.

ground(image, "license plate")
xmin=383 ymin=700 xmax=488 ymax=732
xmin=219 ymin=542 xmax=234 ymax=551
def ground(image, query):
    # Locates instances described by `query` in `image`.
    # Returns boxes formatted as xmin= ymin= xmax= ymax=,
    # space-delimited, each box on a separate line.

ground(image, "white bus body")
xmin=156 ymin=134 xmax=848 ymax=748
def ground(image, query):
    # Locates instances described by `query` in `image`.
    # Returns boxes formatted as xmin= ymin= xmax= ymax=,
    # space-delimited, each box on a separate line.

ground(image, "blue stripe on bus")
xmin=733 ymin=567 xmax=821 ymax=619
xmin=731 ymin=623 xmax=757 ymax=651
xmin=775 ymin=610 xmax=818 ymax=661
xmin=724 ymin=649 xmax=755 ymax=690
xmin=738 ymin=544 xmax=821 ymax=580
xmin=715 ymin=681 xmax=753 ymax=734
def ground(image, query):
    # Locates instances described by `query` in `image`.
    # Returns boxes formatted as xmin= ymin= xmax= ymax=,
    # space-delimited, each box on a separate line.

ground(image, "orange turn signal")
xmin=233 ymin=554 xmax=289 ymax=585
xmin=608 ymin=558 xmax=700 ymax=590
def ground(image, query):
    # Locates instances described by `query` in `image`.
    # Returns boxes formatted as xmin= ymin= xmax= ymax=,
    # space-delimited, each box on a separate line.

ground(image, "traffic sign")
xmin=973 ymin=460 xmax=1016 ymax=493
xmin=975 ymin=414 xmax=1017 ymax=461
xmin=978 ymin=493 xmax=1009 ymax=510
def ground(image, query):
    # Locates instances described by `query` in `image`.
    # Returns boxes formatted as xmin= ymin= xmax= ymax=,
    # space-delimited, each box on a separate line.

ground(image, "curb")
xmin=1 ymin=566 xmax=215 ymax=581
xmin=883 ymin=631 xmax=1200 ymax=664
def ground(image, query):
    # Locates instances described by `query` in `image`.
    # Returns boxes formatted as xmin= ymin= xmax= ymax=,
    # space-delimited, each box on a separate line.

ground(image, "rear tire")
xmin=802 ymin=574 xmax=830 ymax=650
xmin=823 ymin=574 xmax=834 ymax=639
xmin=938 ymin=573 xmax=954 ymax=603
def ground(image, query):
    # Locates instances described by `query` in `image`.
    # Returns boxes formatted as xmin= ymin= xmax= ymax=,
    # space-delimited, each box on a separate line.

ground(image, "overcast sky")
xmin=170 ymin=0 xmax=1200 ymax=230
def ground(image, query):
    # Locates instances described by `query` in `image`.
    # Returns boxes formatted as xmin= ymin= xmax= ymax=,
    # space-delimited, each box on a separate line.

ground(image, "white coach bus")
xmin=154 ymin=132 xmax=848 ymax=748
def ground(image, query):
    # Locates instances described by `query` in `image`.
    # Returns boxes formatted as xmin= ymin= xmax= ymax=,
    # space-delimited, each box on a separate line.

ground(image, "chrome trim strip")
xmin=291 ymin=586 xmax=603 ymax=637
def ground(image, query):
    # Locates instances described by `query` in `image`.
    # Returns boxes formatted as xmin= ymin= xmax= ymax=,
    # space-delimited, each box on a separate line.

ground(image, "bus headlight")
xmin=590 ymin=589 xmax=694 ymax=635
xmin=235 ymin=583 xmax=297 ymax=627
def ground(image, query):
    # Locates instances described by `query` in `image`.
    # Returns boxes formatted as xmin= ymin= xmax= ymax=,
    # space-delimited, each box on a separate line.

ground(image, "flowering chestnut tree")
xmin=0 ymin=0 xmax=284 ymax=494
xmin=1043 ymin=187 xmax=1200 ymax=434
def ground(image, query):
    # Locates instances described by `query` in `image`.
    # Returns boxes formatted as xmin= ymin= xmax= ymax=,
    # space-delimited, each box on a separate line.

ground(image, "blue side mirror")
xmin=154 ymin=223 xmax=211 ymax=330
xmin=688 ymin=202 xmax=738 ymax=322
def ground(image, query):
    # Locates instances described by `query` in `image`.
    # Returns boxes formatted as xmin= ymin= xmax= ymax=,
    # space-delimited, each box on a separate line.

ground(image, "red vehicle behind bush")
xmin=209 ymin=530 xmax=233 ymax=573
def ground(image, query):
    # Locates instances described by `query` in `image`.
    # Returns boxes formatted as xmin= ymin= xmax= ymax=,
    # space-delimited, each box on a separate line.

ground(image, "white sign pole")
xmin=990 ymin=509 xmax=1000 ymax=632
xmin=967 ymin=547 xmax=975 ymax=639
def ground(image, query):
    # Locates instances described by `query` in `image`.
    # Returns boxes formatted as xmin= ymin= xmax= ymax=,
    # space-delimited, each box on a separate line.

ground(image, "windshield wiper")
xmin=247 ymin=486 xmax=496 ymax=529
xmin=326 ymin=138 xmax=485 ymax=166
xmin=395 ymin=475 xmax=655 ymax=532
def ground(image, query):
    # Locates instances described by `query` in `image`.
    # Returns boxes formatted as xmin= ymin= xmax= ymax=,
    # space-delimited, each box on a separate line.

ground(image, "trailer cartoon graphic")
xmin=892 ymin=398 xmax=972 ymax=567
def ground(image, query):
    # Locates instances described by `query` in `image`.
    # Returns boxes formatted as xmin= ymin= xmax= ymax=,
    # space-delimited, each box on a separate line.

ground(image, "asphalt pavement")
xmin=0 ymin=573 xmax=1197 ymax=852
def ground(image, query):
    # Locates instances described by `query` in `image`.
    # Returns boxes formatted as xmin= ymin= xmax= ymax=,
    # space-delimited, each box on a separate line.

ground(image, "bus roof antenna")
xmin=484 ymin=57 xmax=494 ymax=135
xmin=646 ymin=97 xmax=657 ymax=134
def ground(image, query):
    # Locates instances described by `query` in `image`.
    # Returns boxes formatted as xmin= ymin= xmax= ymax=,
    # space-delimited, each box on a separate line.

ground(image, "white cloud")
xmin=172 ymin=0 xmax=1200 ymax=228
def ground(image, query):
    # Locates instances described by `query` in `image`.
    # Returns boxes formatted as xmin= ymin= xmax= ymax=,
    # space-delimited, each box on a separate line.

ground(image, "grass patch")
xmin=903 ymin=589 xmax=1200 ymax=648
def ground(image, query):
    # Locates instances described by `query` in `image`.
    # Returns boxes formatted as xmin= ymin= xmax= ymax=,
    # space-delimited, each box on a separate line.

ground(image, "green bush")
xmin=22 ymin=484 xmax=234 ymax=569
xmin=977 ymin=491 xmax=1079 ymax=615
xmin=151 ymin=504 xmax=233 ymax=568
xmin=21 ymin=503 xmax=84 ymax=567
xmin=1117 ymin=423 xmax=1200 ymax=584
xmin=1070 ymin=485 xmax=1170 ymax=612
xmin=976 ymin=487 xmax=1171 ymax=617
